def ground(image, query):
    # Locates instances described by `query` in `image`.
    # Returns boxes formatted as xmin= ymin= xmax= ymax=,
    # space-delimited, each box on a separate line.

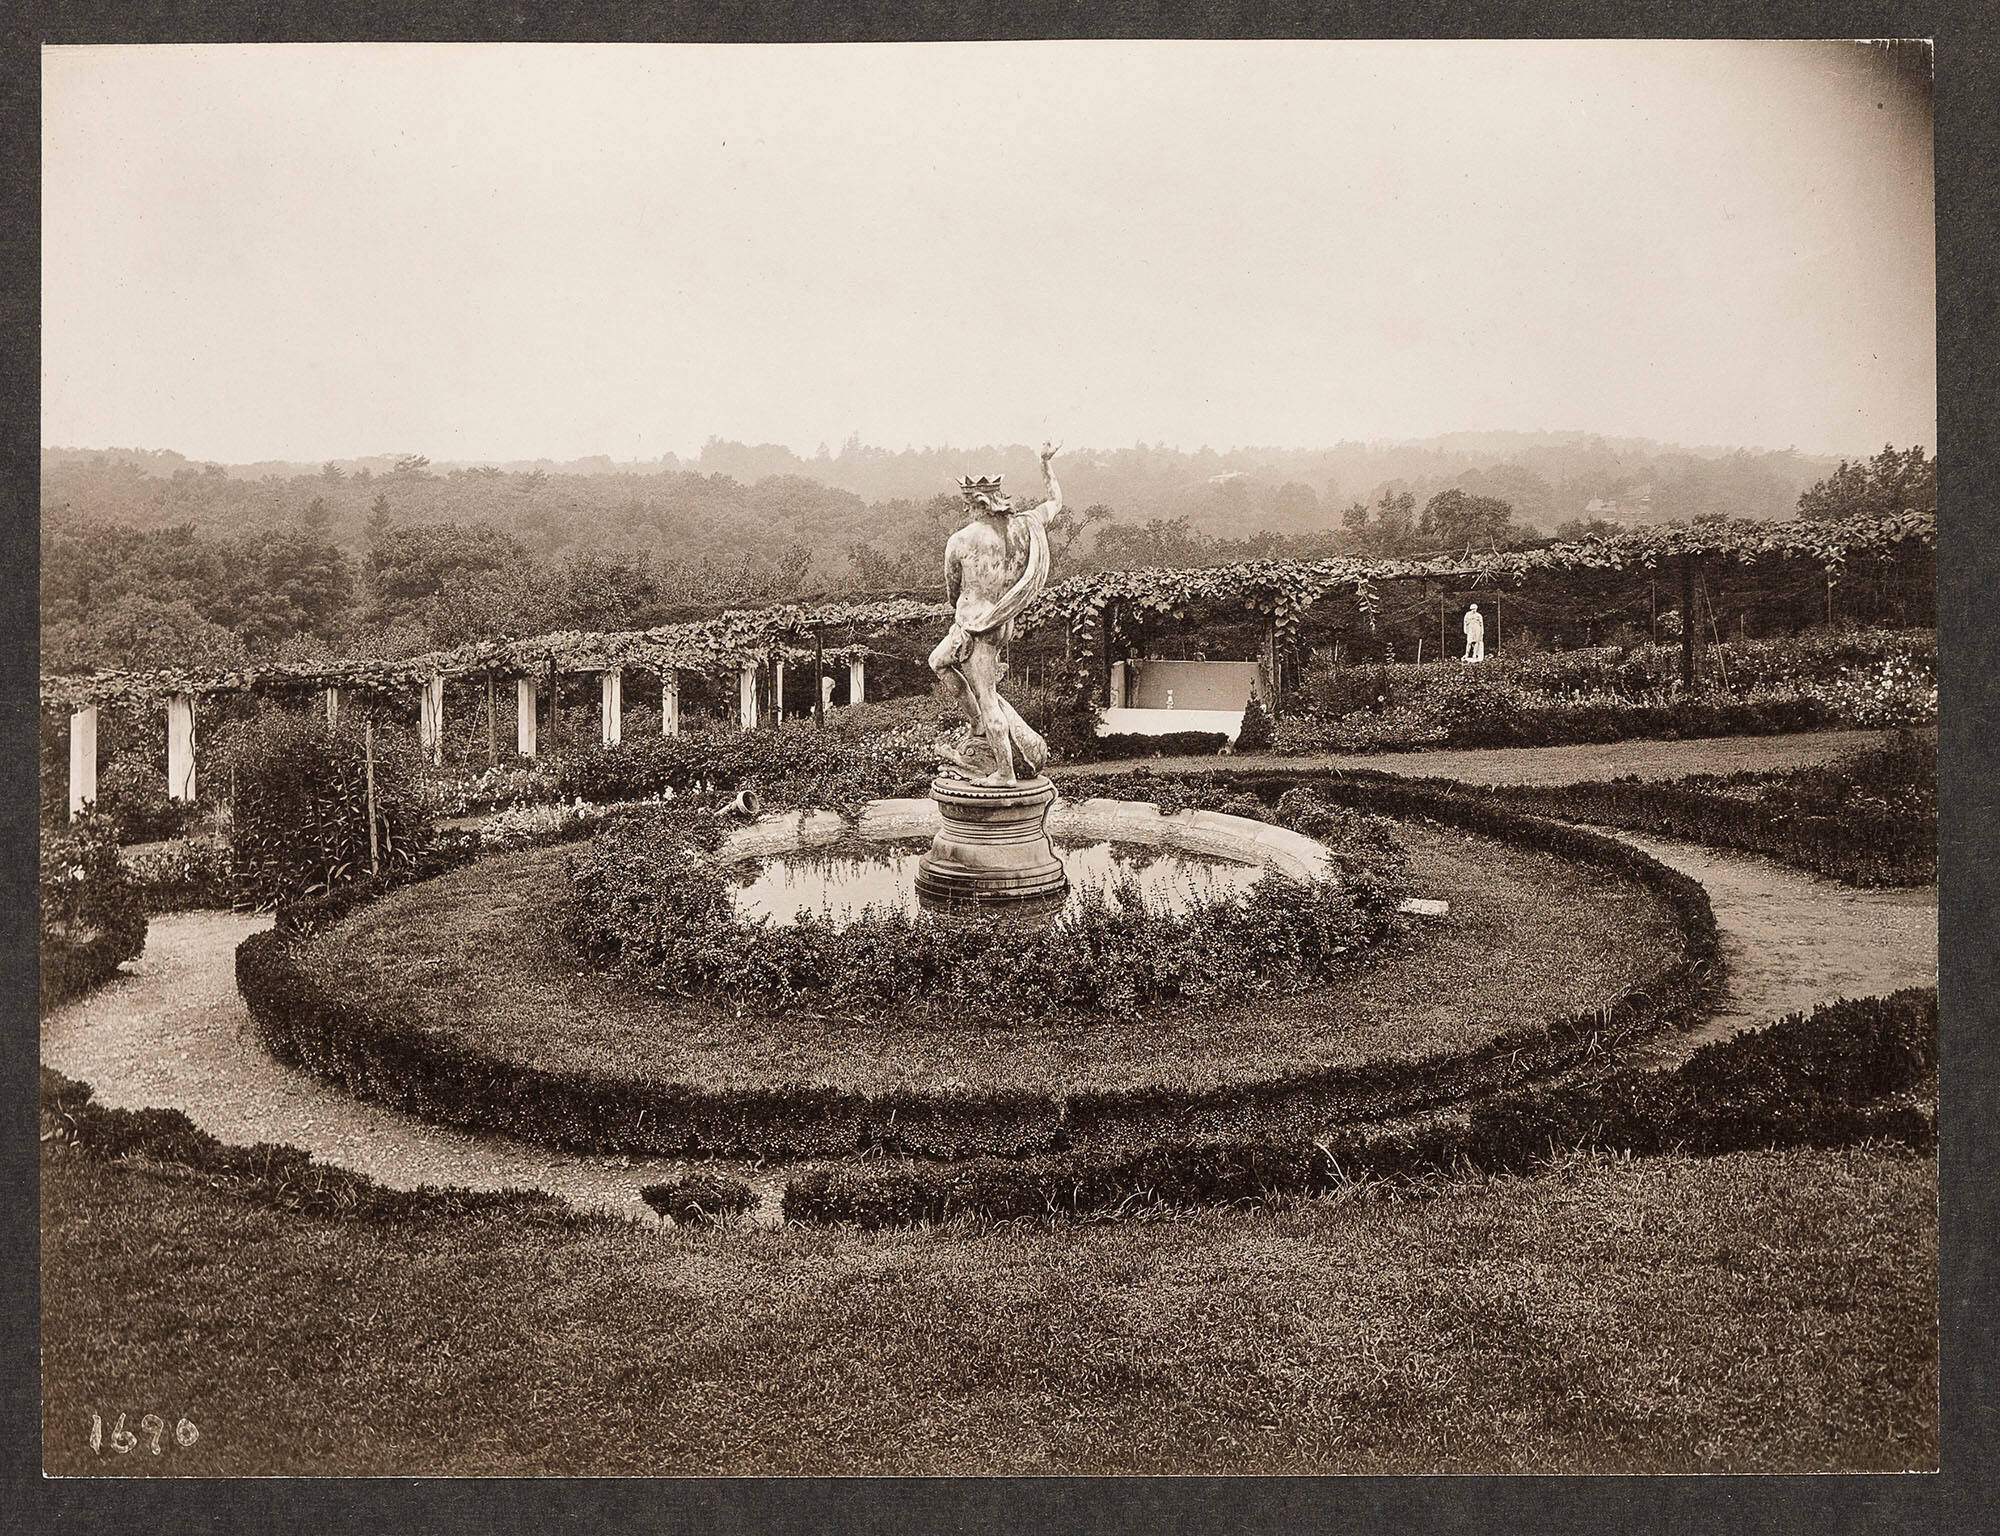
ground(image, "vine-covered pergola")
xmin=41 ymin=510 xmax=1935 ymax=817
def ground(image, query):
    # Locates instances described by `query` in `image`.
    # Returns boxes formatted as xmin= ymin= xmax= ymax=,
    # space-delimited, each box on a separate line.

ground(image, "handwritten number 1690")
xmin=89 ymin=1411 xmax=199 ymax=1455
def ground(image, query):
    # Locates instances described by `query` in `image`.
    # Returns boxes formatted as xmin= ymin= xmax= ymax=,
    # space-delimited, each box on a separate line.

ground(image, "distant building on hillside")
xmin=1580 ymin=484 xmax=1655 ymax=527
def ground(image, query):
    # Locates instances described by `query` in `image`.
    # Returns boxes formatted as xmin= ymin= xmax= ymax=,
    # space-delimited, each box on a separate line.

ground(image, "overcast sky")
xmin=42 ymin=41 xmax=1934 ymax=465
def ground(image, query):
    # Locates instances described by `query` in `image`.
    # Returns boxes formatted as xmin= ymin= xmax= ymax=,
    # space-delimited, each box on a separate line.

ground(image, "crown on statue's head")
xmin=958 ymin=474 xmax=1005 ymax=492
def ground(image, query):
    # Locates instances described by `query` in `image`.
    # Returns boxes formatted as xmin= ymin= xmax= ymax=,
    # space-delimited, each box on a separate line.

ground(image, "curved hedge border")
xmin=1456 ymin=732 xmax=1937 ymax=889
xmin=39 ymin=1067 xmax=578 ymax=1227
xmin=781 ymin=989 xmax=1938 ymax=1227
xmin=235 ymin=774 xmax=1720 ymax=1162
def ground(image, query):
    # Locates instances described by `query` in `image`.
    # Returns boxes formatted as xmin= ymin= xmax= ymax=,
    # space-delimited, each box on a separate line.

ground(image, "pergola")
xmin=41 ymin=510 xmax=1934 ymax=818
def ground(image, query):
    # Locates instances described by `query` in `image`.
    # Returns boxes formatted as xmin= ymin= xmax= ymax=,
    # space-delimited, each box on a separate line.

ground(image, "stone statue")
xmin=1463 ymin=602 xmax=1486 ymax=663
xmin=928 ymin=441 xmax=1067 ymax=786
xmin=913 ymin=441 xmax=1073 ymax=908
xmin=821 ymin=673 xmax=837 ymax=711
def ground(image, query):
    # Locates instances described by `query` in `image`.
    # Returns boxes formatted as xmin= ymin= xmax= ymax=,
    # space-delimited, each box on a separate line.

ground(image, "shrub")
xmin=93 ymin=757 xmax=200 ymax=843
xmin=1234 ymin=691 xmax=1276 ymax=752
xmin=1087 ymin=730 xmax=1231 ymax=761
xmin=220 ymin=707 xmax=435 ymax=906
xmin=640 ymin=1173 xmax=759 ymax=1223
xmin=555 ymin=718 xmax=932 ymax=815
xmin=559 ymin=807 xmax=1406 ymax=1027
xmin=40 ymin=812 xmax=149 ymax=1008
xmin=1005 ymin=663 xmax=1105 ymax=764
xmin=123 ymin=836 xmax=236 ymax=913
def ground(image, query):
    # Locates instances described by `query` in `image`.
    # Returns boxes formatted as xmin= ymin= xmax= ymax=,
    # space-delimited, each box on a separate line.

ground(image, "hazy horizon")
xmin=43 ymin=41 xmax=1935 ymax=467
xmin=39 ymin=425 xmax=1855 ymax=473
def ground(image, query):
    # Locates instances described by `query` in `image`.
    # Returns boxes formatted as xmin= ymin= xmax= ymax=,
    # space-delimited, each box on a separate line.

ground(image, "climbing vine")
xmin=39 ymin=510 xmax=1933 ymax=711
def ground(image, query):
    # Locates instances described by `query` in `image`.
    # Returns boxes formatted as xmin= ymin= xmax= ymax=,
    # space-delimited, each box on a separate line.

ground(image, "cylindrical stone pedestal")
xmin=914 ymin=775 xmax=1068 ymax=905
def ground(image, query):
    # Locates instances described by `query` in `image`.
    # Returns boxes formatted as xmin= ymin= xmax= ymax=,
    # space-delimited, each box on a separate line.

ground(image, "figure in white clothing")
xmin=1463 ymin=603 xmax=1486 ymax=663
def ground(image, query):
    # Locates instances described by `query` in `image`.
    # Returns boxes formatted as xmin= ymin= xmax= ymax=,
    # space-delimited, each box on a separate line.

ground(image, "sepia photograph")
xmin=32 ymin=36 xmax=1944 ymax=1486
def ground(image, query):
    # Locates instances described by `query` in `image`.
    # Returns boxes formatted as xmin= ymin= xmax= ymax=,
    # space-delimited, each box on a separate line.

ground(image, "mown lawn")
xmin=298 ymin=820 xmax=1682 ymax=1097
xmin=43 ymin=1139 xmax=1934 ymax=1476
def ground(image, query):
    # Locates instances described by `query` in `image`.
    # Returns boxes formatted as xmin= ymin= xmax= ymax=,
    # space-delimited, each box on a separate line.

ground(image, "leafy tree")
xmin=363 ymin=521 xmax=529 ymax=628
xmin=227 ymin=528 xmax=357 ymax=651
xmin=1418 ymin=488 xmax=1519 ymax=551
xmin=364 ymin=492 xmax=394 ymax=547
xmin=1372 ymin=489 xmax=1417 ymax=555
xmin=1555 ymin=517 xmax=1623 ymax=541
xmin=1272 ymin=481 xmax=1321 ymax=529
xmin=1796 ymin=445 xmax=1936 ymax=521
xmin=41 ymin=593 xmax=248 ymax=673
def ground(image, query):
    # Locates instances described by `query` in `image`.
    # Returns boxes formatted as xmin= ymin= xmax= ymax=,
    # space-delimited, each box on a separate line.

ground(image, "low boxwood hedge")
xmin=234 ymin=777 xmax=1719 ymax=1161
xmin=1086 ymin=730 xmax=1232 ymax=761
xmin=39 ymin=1067 xmax=577 ymax=1226
xmin=640 ymin=1172 xmax=760 ymax=1224
xmin=780 ymin=988 xmax=1938 ymax=1227
xmin=1466 ymin=731 xmax=1936 ymax=888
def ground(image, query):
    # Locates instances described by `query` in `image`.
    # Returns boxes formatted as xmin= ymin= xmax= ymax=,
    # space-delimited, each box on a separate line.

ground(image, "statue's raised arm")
xmin=1022 ymin=440 xmax=1064 ymax=529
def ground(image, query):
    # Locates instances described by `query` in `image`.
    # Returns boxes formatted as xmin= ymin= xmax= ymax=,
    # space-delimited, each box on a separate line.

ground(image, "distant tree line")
xmin=40 ymin=443 xmax=1931 ymax=675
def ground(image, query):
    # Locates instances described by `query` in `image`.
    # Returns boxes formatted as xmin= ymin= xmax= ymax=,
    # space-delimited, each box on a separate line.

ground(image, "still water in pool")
xmin=728 ymin=840 xmax=1265 ymax=927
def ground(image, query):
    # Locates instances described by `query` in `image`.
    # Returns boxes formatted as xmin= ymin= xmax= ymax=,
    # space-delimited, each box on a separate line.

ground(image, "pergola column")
xmin=847 ymin=655 xmax=865 ymax=705
xmin=325 ymin=687 xmax=341 ymax=728
xmin=418 ymin=675 xmax=445 ymax=766
xmin=516 ymin=676 xmax=538 ymax=758
xmin=601 ymin=667 xmax=623 ymax=746
xmin=774 ymin=659 xmax=786 ymax=723
xmin=166 ymin=694 xmax=197 ymax=802
xmin=738 ymin=660 xmax=758 ymax=731
xmin=68 ymin=705 xmax=98 ymax=820
xmin=662 ymin=671 xmax=680 ymax=736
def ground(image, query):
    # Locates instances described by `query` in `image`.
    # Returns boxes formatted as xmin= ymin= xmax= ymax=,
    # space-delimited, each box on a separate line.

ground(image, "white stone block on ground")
xmin=1399 ymin=897 xmax=1450 ymax=917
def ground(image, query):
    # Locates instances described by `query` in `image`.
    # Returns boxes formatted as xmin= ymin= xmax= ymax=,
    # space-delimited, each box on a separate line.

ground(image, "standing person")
xmin=1463 ymin=602 xmax=1486 ymax=663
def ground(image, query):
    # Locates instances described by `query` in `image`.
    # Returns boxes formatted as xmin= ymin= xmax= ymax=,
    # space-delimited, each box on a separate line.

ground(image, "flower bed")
xmin=553 ymin=718 xmax=934 ymax=814
xmin=1277 ymin=629 xmax=1936 ymax=755
xmin=560 ymin=805 xmax=1404 ymax=1027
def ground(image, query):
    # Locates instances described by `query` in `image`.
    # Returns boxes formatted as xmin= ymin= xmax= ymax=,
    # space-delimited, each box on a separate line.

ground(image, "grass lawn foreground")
xmin=41 ymin=1136 xmax=1935 ymax=1476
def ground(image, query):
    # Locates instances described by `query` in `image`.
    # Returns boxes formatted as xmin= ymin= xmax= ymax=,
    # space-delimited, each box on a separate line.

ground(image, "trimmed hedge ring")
xmin=235 ymin=774 xmax=1721 ymax=1162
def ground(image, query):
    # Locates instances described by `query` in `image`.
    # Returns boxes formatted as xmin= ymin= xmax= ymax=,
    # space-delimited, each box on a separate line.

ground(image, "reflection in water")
xmin=729 ymin=839 xmax=1264 ymax=928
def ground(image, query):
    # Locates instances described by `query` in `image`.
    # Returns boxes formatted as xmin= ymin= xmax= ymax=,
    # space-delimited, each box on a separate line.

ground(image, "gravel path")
xmin=38 ymin=912 xmax=778 ymax=1226
xmin=1077 ymin=729 xmax=1896 ymax=787
xmin=42 ymin=815 xmax=1936 ymax=1211
xmin=1610 ymin=833 xmax=1937 ymax=1065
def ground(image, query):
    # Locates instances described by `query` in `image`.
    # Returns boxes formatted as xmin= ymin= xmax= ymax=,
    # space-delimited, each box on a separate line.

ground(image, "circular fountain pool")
xmin=728 ymin=837 xmax=1265 ymax=927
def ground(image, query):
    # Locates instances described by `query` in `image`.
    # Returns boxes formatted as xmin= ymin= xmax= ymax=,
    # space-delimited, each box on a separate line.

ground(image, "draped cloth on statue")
xmin=955 ymin=510 xmax=1050 ymax=640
